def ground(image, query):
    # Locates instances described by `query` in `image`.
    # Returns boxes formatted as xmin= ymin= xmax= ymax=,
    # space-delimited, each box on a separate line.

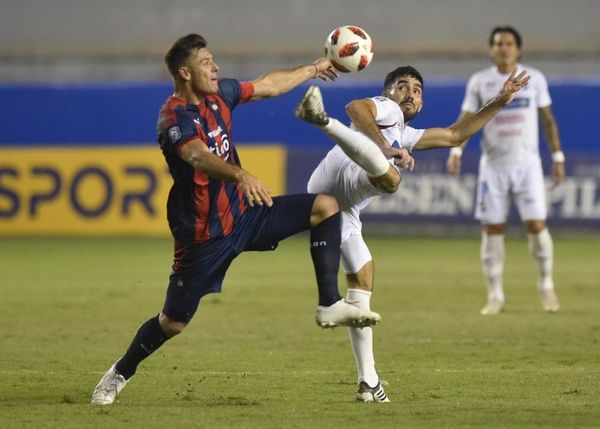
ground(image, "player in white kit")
xmin=447 ymin=27 xmax=565 ymax=315
xmin=295 ymin=65 xmax=530 ymax=402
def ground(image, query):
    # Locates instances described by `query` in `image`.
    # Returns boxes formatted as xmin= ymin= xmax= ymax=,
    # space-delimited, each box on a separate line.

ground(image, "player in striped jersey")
xmin=92 ymin=33 xmax=381 ymax=405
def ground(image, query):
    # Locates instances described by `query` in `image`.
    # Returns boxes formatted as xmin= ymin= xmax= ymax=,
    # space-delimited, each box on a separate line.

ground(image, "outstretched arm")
xmin=251 ymin=58 xmax=339 ymax=100
xmin=414 ymin=68 xmax=530 ymax=151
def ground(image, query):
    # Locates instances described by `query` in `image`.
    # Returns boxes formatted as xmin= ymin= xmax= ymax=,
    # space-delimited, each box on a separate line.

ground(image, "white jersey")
xmin=307 ymin=96 xmax=424 ymax=272
xmin=462 ymin=64 xmax=552 ymax=167
xmin=309 ymin=96 xmax=424 ymax=212
xmin=363 ymin=96 xmax=424 ymax=152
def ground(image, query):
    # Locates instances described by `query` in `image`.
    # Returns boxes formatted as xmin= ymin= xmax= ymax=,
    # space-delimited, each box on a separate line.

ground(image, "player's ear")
xmin=178 ymin=66 xmax=191 ymax=81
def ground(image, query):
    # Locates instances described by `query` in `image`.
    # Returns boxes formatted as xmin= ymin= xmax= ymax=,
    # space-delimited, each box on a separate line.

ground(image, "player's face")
xmin=183 ymin=48 xmax=220 ymax=95
xmin=490 ymin=32 xmax=520 ymax=68
xmin=385 ymin=75 xmax=423 ymax=121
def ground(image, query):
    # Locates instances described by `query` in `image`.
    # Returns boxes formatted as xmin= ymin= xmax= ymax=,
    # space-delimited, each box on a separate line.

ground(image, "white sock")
xmin=528 ymin=228 xmax=554 ymax=291
xmin=346 ymin=288 xmax=378 ymax=387
xmin=323 ymin=118 xmax=390 ymax=177
xmin=481 ymin=232 xmax=505 ymax=302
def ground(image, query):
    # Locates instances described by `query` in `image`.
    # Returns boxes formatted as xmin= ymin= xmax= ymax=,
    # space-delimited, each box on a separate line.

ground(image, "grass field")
xmin=1 ymin=235 xmax=599 ymax=428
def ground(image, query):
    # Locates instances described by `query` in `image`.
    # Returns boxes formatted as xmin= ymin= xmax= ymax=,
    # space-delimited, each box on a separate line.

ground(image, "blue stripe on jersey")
xmin=172 ymin=105 xmax=200 ymax=152
xmin=226 ymin=179 xmax=242 ymax=219
xmin=207 ymin=178 xmax=225 ymax=239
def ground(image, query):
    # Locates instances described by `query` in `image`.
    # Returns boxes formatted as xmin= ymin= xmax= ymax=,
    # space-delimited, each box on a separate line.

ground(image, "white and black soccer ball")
xmin=324 ymin=25 xmax=374 ymax=73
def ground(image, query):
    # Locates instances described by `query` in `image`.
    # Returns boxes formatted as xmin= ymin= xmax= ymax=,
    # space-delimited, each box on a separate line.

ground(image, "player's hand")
xmin=447 ymin=154 xmax=462 ymax=176
xmin=384 ymin=147 xmax=415 ymax=171
xmin=499 ymin=67 xmax=531 ymax=105
xmin=552 ymin=161 xmax=565 ymax=186
xmin=312 ymin=58 xmax=340 ymax=81
xmin=236 ymin=169 xmax=273 ymax=207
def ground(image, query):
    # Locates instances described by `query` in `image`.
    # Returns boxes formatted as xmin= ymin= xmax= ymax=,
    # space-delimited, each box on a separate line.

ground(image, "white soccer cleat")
xmin=541 ymin=289 xmax=560 ymax=313
xmin=294 ymin=86 xmax=330 ymax=126
xmin=316 ymin=299 xmax=381 ymax=328
xmin=356 ymin=380 xmax=391 ymax=403
xmin=91 ymin=362 xmax=129 ymax=405
xmin=480 ymin=299 xmax=504 ymax=315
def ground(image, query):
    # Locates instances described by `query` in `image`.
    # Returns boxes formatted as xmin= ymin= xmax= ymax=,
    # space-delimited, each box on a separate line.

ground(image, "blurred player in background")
xmin=91 ymin=33 xmax=382 ymax=405
xmin=296 ymin=65 xmax=530 ymax=402
xmin=447 ymin=26 xmax=565 ymax=315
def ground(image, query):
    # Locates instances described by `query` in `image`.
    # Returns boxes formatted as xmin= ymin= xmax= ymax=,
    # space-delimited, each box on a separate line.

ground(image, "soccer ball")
xmin=324 ymin=25 xmax=374 ymax=73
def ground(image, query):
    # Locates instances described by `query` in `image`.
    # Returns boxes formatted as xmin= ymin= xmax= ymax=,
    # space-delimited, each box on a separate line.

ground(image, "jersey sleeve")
xmin=370 ymin=96 xmax=402 ymax=127
xmin=159 ymin=105 xmax=202 ymax=155
xmin=534 ymin=70 xmax=552 ymax=108
xmin=218 ymin=78 xmax=255 ymax=110
xmin=461 ymin=74 xmax=481 ymax=113
xmin=401 ymin=126 xmax=425 ymax=151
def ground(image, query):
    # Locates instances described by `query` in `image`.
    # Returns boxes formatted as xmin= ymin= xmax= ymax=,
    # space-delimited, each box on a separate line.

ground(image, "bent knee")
xmin=159 ymin=312 xmax=188 ymax=337
xmin=311 ymin=194 xmax=339 ymax=223
xmin=374 ymin=169 xmax=401 ymax=193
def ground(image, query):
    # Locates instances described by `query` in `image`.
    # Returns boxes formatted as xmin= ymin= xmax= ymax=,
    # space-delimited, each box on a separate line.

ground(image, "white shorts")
xmin=307 ymin=150 xmax=378 ymax=273
xmin=307 ymin=147 xmax=382 ymax=212
xmin=475 ymin=156 xmax=547 ymax=224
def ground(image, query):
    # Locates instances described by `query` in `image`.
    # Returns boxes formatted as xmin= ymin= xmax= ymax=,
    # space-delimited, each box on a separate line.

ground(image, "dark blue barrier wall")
xmin=1 ymin=80 xmax=599 ymax=152
xmin=2 ymin=80 xmax=598 ymax=233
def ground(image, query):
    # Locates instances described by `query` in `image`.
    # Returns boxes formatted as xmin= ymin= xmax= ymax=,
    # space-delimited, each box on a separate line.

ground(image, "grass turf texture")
xmin=1 ymin=236 xmax=599 ymax=428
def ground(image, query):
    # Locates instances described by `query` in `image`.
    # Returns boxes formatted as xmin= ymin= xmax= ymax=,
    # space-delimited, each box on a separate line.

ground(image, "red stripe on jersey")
xmin=159 ymin=97 xmax=184 ymax=128
xmin=193 ymin=168 xmax=211 ymax=242
xmin=237 ymin=187 xmax=247 ymax=213
xmin=239 ymin=81 xmax=255 ymax=103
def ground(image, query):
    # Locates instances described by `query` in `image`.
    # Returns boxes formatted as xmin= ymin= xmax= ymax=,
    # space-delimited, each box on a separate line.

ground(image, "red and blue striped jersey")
xmin=157 ymin=78 xmax=255 ymax=244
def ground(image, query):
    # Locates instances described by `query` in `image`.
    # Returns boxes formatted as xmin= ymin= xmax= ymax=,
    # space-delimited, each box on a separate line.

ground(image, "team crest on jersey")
xmin=211 ymin=103 xmax=218 ymax=111
xmin=168 ymin=126 xmax=182 ymax=143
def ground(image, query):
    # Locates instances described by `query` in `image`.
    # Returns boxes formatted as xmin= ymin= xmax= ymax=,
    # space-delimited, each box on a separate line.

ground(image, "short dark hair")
xmin=489 ymin=26 xmax=522 ymax=48
xmin=383 ymin=66 xmax=424 ymax=91
xmin=165 ymin=34 xmax=207 ymax=78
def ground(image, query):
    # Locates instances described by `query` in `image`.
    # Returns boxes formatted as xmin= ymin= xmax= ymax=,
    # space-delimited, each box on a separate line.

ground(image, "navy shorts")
xmin=162 ymin=194 xmax=317 ymax=322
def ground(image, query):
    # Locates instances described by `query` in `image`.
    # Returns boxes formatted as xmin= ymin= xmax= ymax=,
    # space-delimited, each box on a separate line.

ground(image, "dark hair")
xmin=489 ymin=26 xmax=522 ymax=48
xmin=165 ymin=34 xmax=207 ymax=78
xmin=383 ymin=66 xmax=424 ymax=91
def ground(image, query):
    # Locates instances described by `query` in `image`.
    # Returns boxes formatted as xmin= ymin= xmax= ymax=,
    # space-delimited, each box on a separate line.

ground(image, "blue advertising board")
xmin=1 ymin=79 xmax=598 ymax=234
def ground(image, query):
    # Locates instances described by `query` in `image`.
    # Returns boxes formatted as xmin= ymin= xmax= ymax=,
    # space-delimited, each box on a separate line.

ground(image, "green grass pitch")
xmin=1 ymin=235 xmax=599 ymax=428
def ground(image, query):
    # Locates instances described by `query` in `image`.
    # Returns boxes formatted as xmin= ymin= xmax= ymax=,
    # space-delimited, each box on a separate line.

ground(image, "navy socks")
xmin=116 ymin=315 xmax=169 ymax=379
xmin=310 ymin=212 xmax=343 ymax=306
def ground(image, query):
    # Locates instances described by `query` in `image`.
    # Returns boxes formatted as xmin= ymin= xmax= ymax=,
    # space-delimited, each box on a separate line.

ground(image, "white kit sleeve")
xmin=402 ymin=126 xmax=425 ymax=151
xmin=370 ymin=96 xmax=402 ymax=127
xmin=534 ymin=70 xmax=552 ymax=109
xmin=461 ymin=73 xmax=481 ymax=113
